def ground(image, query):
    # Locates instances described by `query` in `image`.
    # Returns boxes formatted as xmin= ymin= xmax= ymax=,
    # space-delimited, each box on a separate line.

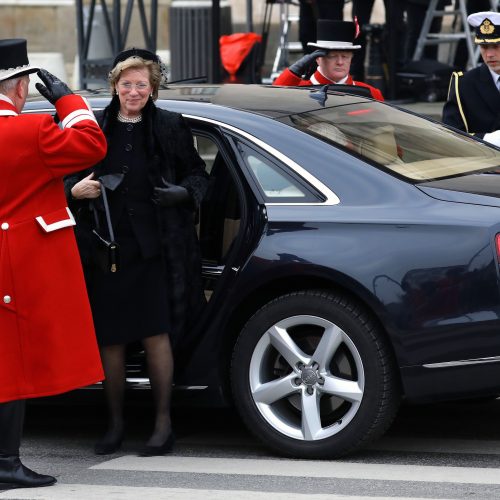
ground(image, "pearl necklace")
xmin=117 ymin=111 xmax=142 ymax=123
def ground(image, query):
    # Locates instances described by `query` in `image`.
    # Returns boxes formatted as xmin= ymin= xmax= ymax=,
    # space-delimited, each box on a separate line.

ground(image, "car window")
xmin=193 ymin=134 xmax=219 ymax=173
xmin=236 ymin=141 xmax=323 ymax=202
xmin=284 ymin=103 xmax=500 ymax=182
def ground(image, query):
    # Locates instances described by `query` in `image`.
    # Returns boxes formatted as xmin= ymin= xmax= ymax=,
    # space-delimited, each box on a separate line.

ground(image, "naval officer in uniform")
xmin=442 ymin=11 xmax=500 ymax=146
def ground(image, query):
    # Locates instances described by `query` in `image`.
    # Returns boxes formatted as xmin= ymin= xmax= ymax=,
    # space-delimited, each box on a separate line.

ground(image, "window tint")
xmin=237 ymin=141 xmax=323 ymax=202
xmin=193 ymin=135 xmax=219 ymax=174
xmin=284 ymin=103 xmax=500 ymax=181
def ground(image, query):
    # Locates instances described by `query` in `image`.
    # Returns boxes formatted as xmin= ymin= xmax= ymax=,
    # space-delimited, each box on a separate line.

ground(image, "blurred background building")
xmin=0 ymin=0 xmax=385 ymax=88
xmin=1 ymin=0 xmax=496 ymax=101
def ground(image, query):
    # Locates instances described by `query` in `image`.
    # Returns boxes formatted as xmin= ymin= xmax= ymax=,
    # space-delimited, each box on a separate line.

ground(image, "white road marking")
xmin=0 ymin=485 xmax=452 ymax=500
xmin=91 ymin=455 xmax=500 ymax=484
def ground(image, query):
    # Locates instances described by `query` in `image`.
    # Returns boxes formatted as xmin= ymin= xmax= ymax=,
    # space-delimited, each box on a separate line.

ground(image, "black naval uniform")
xmin=442 ymin=64 xmax=500 ymax=138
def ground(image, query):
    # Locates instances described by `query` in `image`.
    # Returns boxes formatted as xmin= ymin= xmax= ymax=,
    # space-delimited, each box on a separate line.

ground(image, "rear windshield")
xmin=282 ymin=102 xmax=500 ymax=181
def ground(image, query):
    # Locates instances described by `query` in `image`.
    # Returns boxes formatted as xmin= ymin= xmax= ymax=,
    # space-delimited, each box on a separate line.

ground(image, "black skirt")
xmin=87 ymin=234 xmax=171 ymax=347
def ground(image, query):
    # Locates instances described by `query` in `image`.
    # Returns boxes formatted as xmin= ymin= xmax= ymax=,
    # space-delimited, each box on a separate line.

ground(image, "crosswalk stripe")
xmin=92 ymin=455 xmax=500 ymax=484
xmin=0 ymin=484 xmax=452 ymax=500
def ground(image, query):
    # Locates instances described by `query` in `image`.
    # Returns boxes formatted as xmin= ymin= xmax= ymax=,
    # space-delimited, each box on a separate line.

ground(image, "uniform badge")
xmin=480 ymin=19 xmax=495 ymax=35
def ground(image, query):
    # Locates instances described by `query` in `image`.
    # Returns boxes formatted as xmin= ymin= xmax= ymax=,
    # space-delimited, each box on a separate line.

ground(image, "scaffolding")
xmin=75 ymin=0 xmax=158 ymax=89
xmin=413 ymin=0 xmax=500 ymax=69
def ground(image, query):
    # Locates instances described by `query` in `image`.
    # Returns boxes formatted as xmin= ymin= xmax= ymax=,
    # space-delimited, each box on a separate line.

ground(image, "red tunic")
xmin=273 ymin=68 xmax=384 ymax=102
xmin=0 ymin=94 xmax=107 ymax=403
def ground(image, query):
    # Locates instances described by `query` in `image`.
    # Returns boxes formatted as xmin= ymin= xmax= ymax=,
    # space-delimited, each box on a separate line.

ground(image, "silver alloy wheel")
xmin=249 ymin=314 xmax=365 ymax=441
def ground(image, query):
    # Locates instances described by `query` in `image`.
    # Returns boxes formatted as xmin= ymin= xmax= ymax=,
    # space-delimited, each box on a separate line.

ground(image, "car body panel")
xmin=24 ymin=85 xmax=500 ymax=409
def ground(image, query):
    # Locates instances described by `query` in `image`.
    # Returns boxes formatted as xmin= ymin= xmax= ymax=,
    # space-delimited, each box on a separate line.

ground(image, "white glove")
xmin=483 ymin=130 xmax=500 ymax=147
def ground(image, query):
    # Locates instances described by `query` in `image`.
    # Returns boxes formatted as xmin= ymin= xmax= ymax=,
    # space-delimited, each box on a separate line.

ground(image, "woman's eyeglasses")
xmin=118 ymin=82 xmax=150 ymax=91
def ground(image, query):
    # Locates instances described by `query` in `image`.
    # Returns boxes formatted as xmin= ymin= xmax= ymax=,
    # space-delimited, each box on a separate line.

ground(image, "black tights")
xmin=99 ymin=333 xmax=173 ymax=447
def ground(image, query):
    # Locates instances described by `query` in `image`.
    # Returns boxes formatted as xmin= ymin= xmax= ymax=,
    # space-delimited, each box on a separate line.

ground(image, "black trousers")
xmin=0 ymin=401 xmax=25 ymax=456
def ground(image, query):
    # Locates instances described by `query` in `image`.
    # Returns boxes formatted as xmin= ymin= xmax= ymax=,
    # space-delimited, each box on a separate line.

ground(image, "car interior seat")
xmin=357 ymin=125 xmax=399 ymax=165
xmin=199 ymin=152 xmax=241 ymax=264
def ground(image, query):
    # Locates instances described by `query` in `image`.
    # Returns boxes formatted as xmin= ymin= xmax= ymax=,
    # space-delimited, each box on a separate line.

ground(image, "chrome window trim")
xmin=183 ymin=114 xmax=340 ymax=206
xmin=423 ymin=356 xmax=500 ymax=369
xmin=24 ymin=107 xmax=340 ymax=205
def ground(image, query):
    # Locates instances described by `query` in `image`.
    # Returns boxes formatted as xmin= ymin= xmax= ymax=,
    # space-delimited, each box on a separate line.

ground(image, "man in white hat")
xmin=0 ymin=38 xmax=106 ymax=489
xmin=273 ymin=19 xmax=384 ymax=101
xmin=442 ymin=11 xmax=500 ymax=146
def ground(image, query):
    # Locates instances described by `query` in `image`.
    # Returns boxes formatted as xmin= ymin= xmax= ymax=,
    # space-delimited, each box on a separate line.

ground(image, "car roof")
xmin=25 ymin=84 xmax=373 ymax=119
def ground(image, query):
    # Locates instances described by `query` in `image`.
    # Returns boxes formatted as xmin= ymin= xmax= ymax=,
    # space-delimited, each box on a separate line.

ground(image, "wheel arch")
xmin=219 ymin=273 xmax=404 ymax=399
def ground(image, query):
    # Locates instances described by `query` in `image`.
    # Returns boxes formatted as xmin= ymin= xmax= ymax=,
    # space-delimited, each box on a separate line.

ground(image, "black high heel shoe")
xmin=138 ymin=432 xmax=175 ymax=457
xmin=94 ymin=432 xmax=124 ymax=455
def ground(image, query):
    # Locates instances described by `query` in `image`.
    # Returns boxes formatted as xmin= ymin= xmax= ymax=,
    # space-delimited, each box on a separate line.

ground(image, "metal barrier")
xmin=169 ymin=0 xmax=232 ymax=82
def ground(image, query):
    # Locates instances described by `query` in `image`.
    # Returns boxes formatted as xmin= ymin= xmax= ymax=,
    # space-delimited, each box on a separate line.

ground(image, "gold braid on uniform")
xmin=452 ymin=71 xmax=469 ymax=133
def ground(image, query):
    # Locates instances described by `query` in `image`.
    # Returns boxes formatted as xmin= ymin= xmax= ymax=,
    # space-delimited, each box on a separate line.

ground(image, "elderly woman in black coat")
xmin=65 ymin=48 xmax=208 ymax=456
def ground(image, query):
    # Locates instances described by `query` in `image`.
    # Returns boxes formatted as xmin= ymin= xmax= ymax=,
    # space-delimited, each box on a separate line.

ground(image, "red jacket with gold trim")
xmin=0 ymin=94 xmax=107 ymax=403
xmin=273 ymin=68 xmax=385 ymax=102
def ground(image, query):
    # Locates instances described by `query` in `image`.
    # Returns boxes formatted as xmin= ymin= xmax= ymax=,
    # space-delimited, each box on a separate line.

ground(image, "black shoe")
xmin=94 ymin=433 xmax=123 ymax=455
xmin=138 ymin=432 xmax=175 ymax=457
xmin=0 ymin=456 xmax=56 ymax=489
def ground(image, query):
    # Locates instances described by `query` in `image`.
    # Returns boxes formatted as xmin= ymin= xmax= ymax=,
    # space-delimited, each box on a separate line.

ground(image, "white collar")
xmin=487 ymin=67 xmax=500 ymax=87
xmin=0 ymin=93 xmax=14 ymax=106
xmin=316 ymin=67 xmax=348 ymax=84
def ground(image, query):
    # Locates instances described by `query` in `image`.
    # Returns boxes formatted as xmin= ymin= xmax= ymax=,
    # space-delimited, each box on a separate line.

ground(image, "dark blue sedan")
xmin=26 ymin=84 xmax=500 ymax=458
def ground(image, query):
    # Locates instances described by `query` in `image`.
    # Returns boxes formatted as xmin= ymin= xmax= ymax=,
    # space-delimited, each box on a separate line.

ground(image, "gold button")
xmin=3 ymin=295 xmax=12 ymax=304
xmin=1 ymin=222 xmax=8 ymax=230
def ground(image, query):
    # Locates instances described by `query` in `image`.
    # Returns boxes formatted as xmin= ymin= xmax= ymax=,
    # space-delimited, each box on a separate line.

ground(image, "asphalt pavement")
xmin=5 ymin=397 xmax=500 ymax=499
xmin=388 ymin=99 xmax=445 ymax=121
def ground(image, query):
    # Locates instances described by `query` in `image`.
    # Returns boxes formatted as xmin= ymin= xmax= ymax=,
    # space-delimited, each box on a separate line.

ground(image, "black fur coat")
xmin=65 ymin=98 xmax=208 ymax=346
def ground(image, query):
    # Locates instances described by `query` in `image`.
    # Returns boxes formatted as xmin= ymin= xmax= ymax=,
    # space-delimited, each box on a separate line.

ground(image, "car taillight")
xmin=496 ymin=234 xmax=500 ymax=262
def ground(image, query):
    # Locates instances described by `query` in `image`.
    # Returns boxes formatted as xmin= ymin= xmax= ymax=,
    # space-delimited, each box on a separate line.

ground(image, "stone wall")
xmin=0 ymin=0 xmax=171 ymax=62
xmin=0 ymin=0 xmax=386 ymax=54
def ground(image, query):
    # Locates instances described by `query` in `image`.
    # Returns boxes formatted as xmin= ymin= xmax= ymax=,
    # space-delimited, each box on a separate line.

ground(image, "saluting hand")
xmin=35 ymin=69 xmax=73 ymax=105
xmin=288 ymin=50 xmax=327 ymax=77
xmin=71 ymin=173 xmax=102 ymax=200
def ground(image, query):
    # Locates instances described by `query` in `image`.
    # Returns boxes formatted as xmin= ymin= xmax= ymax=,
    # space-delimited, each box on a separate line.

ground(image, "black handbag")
xmin=91 ymin=181 xmax=119 ymax=273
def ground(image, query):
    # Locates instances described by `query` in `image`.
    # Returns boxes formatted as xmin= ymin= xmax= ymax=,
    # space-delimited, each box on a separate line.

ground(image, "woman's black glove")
xmin=35 ymin=69 xmax=73 ymax=105
xmin=153 ymin=182 xmax=191 ymax=207
xmin=288 ymin=49 xmax=327 ymax=77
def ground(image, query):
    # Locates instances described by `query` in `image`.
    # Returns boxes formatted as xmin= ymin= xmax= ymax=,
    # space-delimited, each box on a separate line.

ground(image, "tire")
xmin=231 ymin=290 xmax=401 ymax=459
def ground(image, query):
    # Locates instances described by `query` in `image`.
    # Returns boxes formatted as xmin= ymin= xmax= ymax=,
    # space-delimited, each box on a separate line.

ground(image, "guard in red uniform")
xmin=273 ymin=19 xmax=384 ymax=102
xmin=0 ymin=39 xmax=107 ymax=490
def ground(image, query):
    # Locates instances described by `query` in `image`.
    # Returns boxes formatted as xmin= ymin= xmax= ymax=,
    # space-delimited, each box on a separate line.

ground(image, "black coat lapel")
xmin=477 ymin=64 xmax=500 ymax=128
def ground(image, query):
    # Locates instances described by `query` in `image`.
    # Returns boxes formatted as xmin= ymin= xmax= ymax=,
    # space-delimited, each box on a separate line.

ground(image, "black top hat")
xmin=308 ymin=19 xmax=362 ymax=51
xmin=0 ymin=39 xmax=39 ymax=82
xmin=468 ymin=11 xmax=500 ymax=44
xmin=112 ymin=47 xmax=160 ymax=68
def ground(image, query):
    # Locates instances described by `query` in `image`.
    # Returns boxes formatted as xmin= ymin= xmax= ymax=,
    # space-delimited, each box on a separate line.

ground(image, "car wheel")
xmin=231 ymin=290 xmax=401 ymax=458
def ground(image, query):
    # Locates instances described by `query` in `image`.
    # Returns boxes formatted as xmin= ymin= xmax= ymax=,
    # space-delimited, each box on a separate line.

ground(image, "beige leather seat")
xmin=358 ymin=125 xmax=399 ymax=165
